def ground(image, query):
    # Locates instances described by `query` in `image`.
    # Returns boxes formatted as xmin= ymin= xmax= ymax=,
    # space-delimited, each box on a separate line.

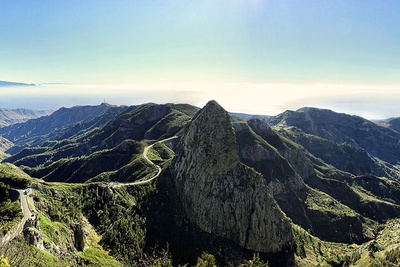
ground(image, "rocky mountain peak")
xmin=171 ymin=100 xmax=292 ymax=253
xmin=178 ymin=100 xmax=238 ymax=175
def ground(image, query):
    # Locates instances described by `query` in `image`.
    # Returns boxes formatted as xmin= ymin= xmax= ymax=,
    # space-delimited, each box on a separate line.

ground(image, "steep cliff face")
xmin=233 ymin=121 xmax=302 ymax=196
xmin=247 ymin=118 xmax=315 ymax=181
xmin=171 ymin=100 xmax=292 ymax=253
xmin=23 ymin=217 xmax=44 ymax=250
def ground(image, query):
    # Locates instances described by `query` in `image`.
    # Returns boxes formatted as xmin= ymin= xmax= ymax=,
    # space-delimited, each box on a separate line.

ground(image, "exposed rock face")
xmin=247 ymin=118 xmax=315 ymax=181
xmin=233 ymin=123 xmax=299 ymax=196
xmin=23 ymin=217 xmax=44 ymax=250
xmin=171 ymin=100 xmax=292 ymax=253
xmin=73 ymin=223 xmax=86 ymax=251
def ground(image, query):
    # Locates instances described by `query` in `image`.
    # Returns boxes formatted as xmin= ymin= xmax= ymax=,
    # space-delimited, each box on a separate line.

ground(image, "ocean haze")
xmin=0 ymin=83 xmax=399 ymax=120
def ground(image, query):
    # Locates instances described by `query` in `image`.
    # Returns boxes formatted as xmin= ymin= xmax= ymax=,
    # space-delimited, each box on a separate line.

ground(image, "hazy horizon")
xmin=1 ymin=82 xmax=399 ymax=120
xmin=1 ymin=1 xmax=399 ymax=120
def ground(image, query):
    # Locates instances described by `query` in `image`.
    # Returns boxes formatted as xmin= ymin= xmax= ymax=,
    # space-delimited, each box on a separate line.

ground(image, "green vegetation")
xmin=0 ymin=240 xmax=71 ymax=267
xmin=0 ymin=196 xmax=22 ymax=234
xmin=195 ymin=252 xmax=218 ymax=267
xmin=168 ymin=103 xmax=200 ymax=117
xmin=385 ymin=247 xmax=400 ymax=265
xmin=0 ymin=163 xmax=31 ymax=188
xmin=137 ymin=246 xmax=173 ymax=267
xmin=304 ymin=188 xmax=356 ymax=218
xmin=32 ymin=181 xmax=156 ymax=266
xmin=292 ymin=223 xmax=354 ymax=266
xmin=77 ymin=247 xmax=122 ymax=267
xmin=302 ymin=186 xmax=373 ymax=244
xmin=239 ymin=254 xmax=269 ymax=267
xmin=22 ymin=139 xmax=172 ymax=184
xmin=0 ymin=255 xmax=10 ymax=267
xmin=21 ymin=182 xmax=128 ymax=266
xmin=147 ymin=142 xmax=175 ymax=166
xmin=0 ymin=151 xmax=9 ymax=161
xmin=6 ymin=103 xmax=194 ymax=184
xmin=3 ymin=102 xmax=400 ymax=267
xmin=91 ymin=156 xmax=157 ymax=183
xmin=193 ymin=252 xmax=270 ymax=267
xmin=0 ymin=136 xmax=13 ymax=161
xmin=0 ymin=164 xmax=26 ymax=233
xmin=146 ymin=146 xmax=163 ymax=162
xmin=38 ymin=213 xmax=75 ymax=251
xmin=292 ymin=219 xmax=400 ymax=267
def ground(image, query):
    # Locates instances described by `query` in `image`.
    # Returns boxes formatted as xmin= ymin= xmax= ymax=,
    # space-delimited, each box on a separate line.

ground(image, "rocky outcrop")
xmin=171 ymin=100 xmax=292 ymax=253
xmin=73 ymin=223 xmax=86 ymax=251
xmin=23 ymin=217 xmax=44 ymax=250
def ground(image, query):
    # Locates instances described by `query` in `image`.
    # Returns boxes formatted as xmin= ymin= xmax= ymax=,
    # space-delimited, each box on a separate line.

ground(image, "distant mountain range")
xmin=0 ymin=108 xmax=53 ymax=127
xmin=375 ymin=117 xmax=400 ymax=133
xmin=1 ymin=101 xmax=400 ymax=266
xmin=0 ymin=80 xmax=35 ymax=86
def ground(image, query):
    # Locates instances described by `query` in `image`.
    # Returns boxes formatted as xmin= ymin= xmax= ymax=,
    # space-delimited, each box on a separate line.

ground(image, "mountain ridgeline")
xmin=0 ymin=108 xmax=53 ymax=127
xmin=1 ymin=103 xmax=199 ymax=183
xmin=0 ymin=80 xmax=35 ymax=86
xmin=1 ymin=101 xmax=400 ymax=266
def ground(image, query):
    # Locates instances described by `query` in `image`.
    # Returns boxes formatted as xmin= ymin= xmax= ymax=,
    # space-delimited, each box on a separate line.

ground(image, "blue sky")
xmin=0 ymin=1 xmax=400 ymax=118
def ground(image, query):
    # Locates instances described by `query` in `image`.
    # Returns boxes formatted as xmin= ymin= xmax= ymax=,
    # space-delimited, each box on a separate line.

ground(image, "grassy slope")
xmin=3 ymin=105 xmax=400 ymax=266
xmin=0 ymin=159 xmax=159 ymax=266
xmin=0 ymin=163 xmax=30 ymax=233
xmin=0 ymin=143 xmax=177 ymax=266
xmin=0 ymin=180 xmax=148 ymax=266
xmin=1 ymin=158 xmax=400 ymax=267
xmin=294 ymin=218 xmax=400 ymax=267
xmin=11 ymin=104 xmax=190 ymax=184
xmin=0 ymin=136 xmax=12 ymax=161
xmin=0 ymin=162 xmax=32 ymax=187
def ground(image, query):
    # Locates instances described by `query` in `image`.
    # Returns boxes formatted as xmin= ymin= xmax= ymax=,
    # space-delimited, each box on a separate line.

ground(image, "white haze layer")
xmin=0 ymin=83 xmax=399 ymax=120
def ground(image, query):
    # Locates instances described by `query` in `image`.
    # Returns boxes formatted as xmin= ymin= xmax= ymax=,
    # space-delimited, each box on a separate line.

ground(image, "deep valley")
xmin=1 ymin=100 xmax=400 ymax=266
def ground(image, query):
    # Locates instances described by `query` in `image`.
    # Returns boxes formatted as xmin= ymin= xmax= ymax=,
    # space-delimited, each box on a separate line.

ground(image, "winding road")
xmin=109 ymin=136 xmax=178 ymax=188
xmin=0 ymin=136 xmax=178 ymax=244
xmin=0 ymin=188 xmax=33 ymax=246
